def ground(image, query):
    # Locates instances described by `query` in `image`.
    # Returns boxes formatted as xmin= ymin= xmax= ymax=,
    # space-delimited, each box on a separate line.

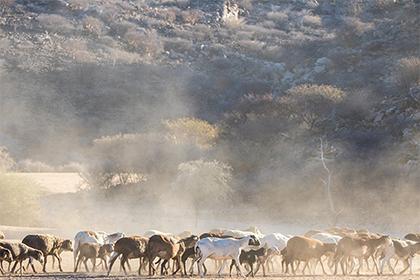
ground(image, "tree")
xmin=0 ymin=146 xmax=15 ymax=172
xmin=319 ymin=138 xmax=342 ymax=226
xmin=171 ymin=160 xmax=232 ymax=226
xmin=281 ymin=84 xmax=345 ymax=130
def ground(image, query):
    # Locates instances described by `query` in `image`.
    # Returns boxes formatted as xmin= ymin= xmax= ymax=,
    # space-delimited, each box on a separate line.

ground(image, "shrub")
xmin=282 ymin=84 xmax=345 ymax=130
xmin=179 ymin=10 xmax=203 ymax=25
xmin=37 ymin=14 xmax=76 ymax=34
xmin=397 ymin=57 xmax=420 ymax=91
xmin=82 ymin=16 xmax=105 ymax=37
xmin=164 ymin=117 xmax=219 ymax=149
xmin=67 ymin=0 xmax=88 ymax=11
xmin=123 ymin=29 xmax=164 ymax=57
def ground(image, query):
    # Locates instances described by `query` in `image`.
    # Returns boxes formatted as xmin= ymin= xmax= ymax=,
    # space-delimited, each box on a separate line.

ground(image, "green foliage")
xmin=0 ymin=174 xmax=44 ymax=226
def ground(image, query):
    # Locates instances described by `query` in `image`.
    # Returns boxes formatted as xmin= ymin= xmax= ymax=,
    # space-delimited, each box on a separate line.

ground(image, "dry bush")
xmin=123 ymin=29 xmax=164 ymax=57
xmin=266 ymin=11 xmax=289 ymax=28
xmin=67 ymin=0 xmax=89 ymax=11
xmin=338 ymin=17 xmax=374 ymax=47
xmin=397 ymin=57 xmax=420 ymax=91
xmin=164 ymin=117 xmax=219 ymax=149
xmin=175 ymin=0 xmax=190 ymax=9
xmin=222 ymin=1 xmax=245 ymax=28
xmin=82 ymin=16 xmax=105 ymax=37
xmin=0 ymin=0 xmax=14 ymax=8
xmin=37 ymin=14 xmax=76 ymax=34
xmin=180 ymin=10 xmax=203 ymax=25
xmin=302 ymin=14 xmax=322 ymax=28
xmin=282 ymin=84 xmax=345 ymax=129
xmin=160 ymin=8 xmax=178 ymax=24
xmin=164 ymin=38 xmax=193 ymax=54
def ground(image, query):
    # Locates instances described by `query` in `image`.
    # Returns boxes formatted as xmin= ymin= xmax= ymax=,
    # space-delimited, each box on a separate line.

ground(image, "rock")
xmin=374 ymin=112 xmax=384 ymax=123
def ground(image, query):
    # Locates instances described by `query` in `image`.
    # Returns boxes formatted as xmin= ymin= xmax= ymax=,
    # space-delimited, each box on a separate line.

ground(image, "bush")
xmin=123 ymin=30 xmax=164 ymax=57
xmin=0 ymin=174 xmax=44 ymax=226
xmin=37 ymin=14 xmax=76 ymax=34
xmin=397 ymin=57 xmax=420 ymax=91
xmin=282 ymin=84 xmax=345 ymax=130
xmin=164 ymin=117 xmax=219 ymax=149
xmin=82 ymin=16 xmax=105 ymax=37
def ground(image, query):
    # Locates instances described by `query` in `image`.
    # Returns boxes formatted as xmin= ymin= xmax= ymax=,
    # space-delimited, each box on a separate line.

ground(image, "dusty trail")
xmin=3 ymin=274 xmax=420 ymax=280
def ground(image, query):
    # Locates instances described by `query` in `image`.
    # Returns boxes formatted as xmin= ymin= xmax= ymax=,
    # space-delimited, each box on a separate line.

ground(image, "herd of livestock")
xmin=0 ymin=227 xmax=420 ymax=277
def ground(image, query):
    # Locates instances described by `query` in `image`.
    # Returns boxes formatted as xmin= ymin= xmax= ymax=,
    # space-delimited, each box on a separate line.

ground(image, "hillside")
xmin=0 ymin=0 xmax=419 ymax=230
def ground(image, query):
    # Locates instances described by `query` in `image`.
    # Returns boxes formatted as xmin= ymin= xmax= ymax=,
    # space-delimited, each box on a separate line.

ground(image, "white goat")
xmin=73 ymin=231 xmax=124 ymax=269
xmin=195 ymin=235 xmax=260 ymax=277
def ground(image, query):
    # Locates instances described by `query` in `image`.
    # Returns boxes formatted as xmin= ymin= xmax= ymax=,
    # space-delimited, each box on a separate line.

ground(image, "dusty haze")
xmin=0 ymin=0 xmax=419 ymax=238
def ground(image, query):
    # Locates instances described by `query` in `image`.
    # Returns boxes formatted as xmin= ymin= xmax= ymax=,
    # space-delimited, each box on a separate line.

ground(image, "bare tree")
xmin=319 ymin=138 xmax=341 ymax=226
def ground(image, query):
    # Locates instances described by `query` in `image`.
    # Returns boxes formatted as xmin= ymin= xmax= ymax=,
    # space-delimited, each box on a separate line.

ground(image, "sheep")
xmin=0 ymin=241 xmax=44 ymax=274
xmin=0 ymin=246 xmax=13 ymax=274
xmin=22 ymin=234 xmax=72 ymax=272
xmin=229 ymin=248 xmax=267 ymax=277
xmin=284 ymin=236 xmax=334 ymax=275
xmin=107 ymin=236 xmax=148 ymax=276
xmin=333 ymin=234 xmax=391 ymax=275
xmin=74 ymin=243 xmax=113 ymax=272
xmin=73 ymin=230 xmax=124 ymax=270
xmin=147 ymin=234 xmax=198 ymax=276
xmin=195 ymin=235 xmax=260 ymax=277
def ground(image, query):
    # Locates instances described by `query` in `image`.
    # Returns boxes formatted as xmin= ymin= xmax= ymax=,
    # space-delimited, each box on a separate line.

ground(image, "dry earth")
xmin=2 ymin=253 xmax=420 ymax=280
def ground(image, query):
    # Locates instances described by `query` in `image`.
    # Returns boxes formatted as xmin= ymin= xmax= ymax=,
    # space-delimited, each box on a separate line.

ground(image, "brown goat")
xmin=107 ymin=236 xmax=148 ymax=276
xmin=284 ymin=236 xmax=334 ymax=275
xmin=147 ymin=234 xmax=198 ymax=276
xmin=0 ymin=241 xmax=44 ymax=274
xmin=333 ymin=235 xmax=391 ymax=275
xmin=22 ymin=234 xmax=73 ymax=272
xmin=75 ymin=243 xmax=113 ymax=272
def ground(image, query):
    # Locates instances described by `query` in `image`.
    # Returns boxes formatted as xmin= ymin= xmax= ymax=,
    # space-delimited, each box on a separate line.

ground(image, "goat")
xmin=405 ymin=233 xmax=420 ymax=242
xmin=0 ymin=241 xmax=44 ymax=274
xmin=147 ymin=234 xmax=198 ymax=276
xmin=229 ymin=248 xmax=267 ymax=277
xmin=379 ymin=239 xmax=420 ymax=274
xmin=74 ymin=243 xmax=113 ymax=272
xmin=195 ymin=235 xmax=260 ymax=277
xmin=284 ymin=236 xmax=334 ymax=275
xmin=107 ymin=236 xmax=148 ymax=276
xmin=0 ymin=246 xmax=13 ymax=274
xmin=333 ymin=234 xmax=391 ymax=275
xmin=0 ymin=231 xmax=4 ymax=240
xmin=22 ymin=234 xmax=72 ymax=272
xmin=73 ymin=230 xmax=124 ymax=270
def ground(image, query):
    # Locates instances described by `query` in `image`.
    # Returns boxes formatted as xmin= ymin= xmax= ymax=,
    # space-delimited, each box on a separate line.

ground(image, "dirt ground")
xmin=2 ymin=253 xmax=420 ymax=280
